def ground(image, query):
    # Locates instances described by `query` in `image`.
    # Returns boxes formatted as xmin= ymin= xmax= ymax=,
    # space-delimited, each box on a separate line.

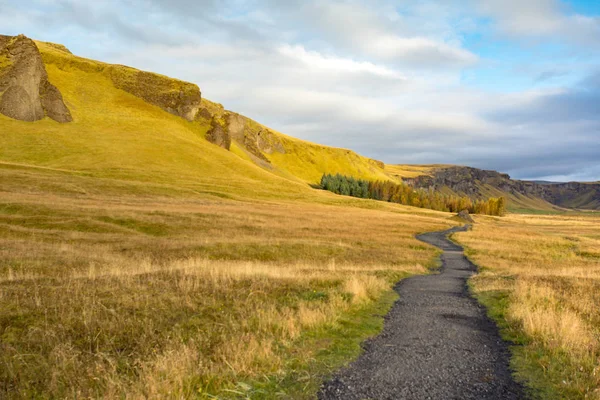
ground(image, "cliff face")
xmin=105 ymin=66 xmax=201 ymax=122
xmin=0 ymin=34 xmax=72 ymax=123
xmin=199 ymin=98 xmax=286 ymax=162
xmin=404 ymin=166 xmax=600 ymax=210
xmin=225 ymin=112 xmax=285 ymax=162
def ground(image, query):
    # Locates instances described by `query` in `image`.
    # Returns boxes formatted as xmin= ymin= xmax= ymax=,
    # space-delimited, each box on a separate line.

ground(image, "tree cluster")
xmin=320 ymin=174 xmax=506 ymax=216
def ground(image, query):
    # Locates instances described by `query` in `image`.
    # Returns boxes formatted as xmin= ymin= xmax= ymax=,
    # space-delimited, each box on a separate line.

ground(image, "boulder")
xmin=457 ymin=209 xmax=474 ymax=223
xmin=0 ymin=34 xmax=72 ymax=123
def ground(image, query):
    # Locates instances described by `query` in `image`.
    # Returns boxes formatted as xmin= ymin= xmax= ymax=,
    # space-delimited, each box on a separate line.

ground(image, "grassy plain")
xmin=0 ymin=165 xmax=455 ymax=398
xmin=455 ymin=214 xmax=600 ymax=399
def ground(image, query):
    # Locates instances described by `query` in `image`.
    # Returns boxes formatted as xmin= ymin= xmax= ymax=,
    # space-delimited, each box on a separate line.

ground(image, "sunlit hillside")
xmin=0 ymin=40 xmax=395 ymax=197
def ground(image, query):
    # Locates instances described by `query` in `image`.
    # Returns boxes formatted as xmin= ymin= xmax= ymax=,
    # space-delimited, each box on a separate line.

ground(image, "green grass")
xmin=267 ymin=134 xmax=392 ymax=184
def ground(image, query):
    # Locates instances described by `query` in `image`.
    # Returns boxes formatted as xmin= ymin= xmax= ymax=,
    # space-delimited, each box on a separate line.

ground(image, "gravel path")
xmin=319 ymin=226 xmax=524 ymax=400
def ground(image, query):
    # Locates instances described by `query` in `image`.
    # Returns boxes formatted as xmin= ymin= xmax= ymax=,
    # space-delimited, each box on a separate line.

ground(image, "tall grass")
xmin=455 ymin=214 xmax=600 ymax=399
xmin=0 ymin=174 xmax=452 ymax=398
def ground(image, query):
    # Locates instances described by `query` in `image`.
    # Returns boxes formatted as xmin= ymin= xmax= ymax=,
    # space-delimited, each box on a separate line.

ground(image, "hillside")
xmin=392 ymin=165 xmax=600 ymax=212
xmin=0 ymin=34 xmax=392 ymax=204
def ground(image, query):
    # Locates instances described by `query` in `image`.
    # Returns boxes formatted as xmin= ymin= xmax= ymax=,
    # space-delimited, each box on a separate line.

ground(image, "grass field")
xmin=0 ymin=165 xmax=456 ymax=398
xmin=455 ymin=214 xmax=600 ymax=399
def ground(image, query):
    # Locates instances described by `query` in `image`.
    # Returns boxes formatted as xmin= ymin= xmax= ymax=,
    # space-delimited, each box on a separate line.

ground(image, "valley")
xmin=1 ymin=33 xmax=599 ymax=399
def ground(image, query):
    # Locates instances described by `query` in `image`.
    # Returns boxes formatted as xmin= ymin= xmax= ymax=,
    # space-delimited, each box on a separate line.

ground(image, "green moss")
xmin=0 ymin=53 xmax=11 ymax=71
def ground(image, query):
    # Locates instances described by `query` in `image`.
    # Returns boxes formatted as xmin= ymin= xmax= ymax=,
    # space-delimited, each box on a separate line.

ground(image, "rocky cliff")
xmin=104 ymin=66 xmax=201 ymax=121
xmin=0 ymin=34 xmax=72 ymax=123
xmin=225 ymin=112 xmax=285 ymax=162
xmin=404 ymin=166 xmax=600 ymax=210
xmin=198 ymin=97 xmax=286 ymax=162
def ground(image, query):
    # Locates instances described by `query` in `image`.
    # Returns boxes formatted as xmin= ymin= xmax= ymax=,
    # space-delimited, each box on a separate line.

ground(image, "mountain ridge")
xmin=400 ymin=165 xmax=600 ymax=211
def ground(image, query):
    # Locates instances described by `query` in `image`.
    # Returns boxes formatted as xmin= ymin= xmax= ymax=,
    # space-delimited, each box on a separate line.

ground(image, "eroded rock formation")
xmin=0 ymin=34 xmax=72 ymax=123
xmin=105 ymin=67 xmax=201 ymax=121
xmin=205 ymin=117 xmax=231 ymax=150
xmin=225 ymin=112 xmax=285 ymax=162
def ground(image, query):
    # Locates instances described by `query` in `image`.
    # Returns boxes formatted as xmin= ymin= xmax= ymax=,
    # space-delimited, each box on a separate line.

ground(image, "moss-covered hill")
xmin=0 ymin=35 xmax=393 ymax=202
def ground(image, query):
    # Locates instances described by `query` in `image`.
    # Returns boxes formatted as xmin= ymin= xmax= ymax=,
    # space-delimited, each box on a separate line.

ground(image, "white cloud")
xmin=4 ymin=0 xmax=600 ymax=181
xmin=367 ymin=35 xmax=479 ymax=66
xmin=278 ymin=44 xmax=405 ymax=79
xmin=268 ymin=1 xmax=479 ymax=68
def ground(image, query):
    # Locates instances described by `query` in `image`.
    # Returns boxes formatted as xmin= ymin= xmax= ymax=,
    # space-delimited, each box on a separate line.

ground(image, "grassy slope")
xmin=25 ymin=41 xmax=393 ymax=190
xmin=266 ymin=133 xmax=392 ymax=184
xmin=0 ymin=42 xmax=317 ymax=202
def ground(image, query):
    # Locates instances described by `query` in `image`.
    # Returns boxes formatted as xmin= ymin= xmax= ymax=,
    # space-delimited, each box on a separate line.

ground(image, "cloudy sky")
xmin=2 ymin=0 xmax=599 ymax=181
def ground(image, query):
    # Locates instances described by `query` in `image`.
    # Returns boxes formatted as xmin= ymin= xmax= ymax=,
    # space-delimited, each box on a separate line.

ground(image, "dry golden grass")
xmin=455 ymin=214 xmax=600 ymax=399
xmin=0 ymin=170 xmax=454 ymax=398
xmin=384 ymin=164 xmax=445 ymax=179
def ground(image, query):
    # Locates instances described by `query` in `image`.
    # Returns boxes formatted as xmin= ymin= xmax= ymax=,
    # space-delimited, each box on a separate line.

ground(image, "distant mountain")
xmin=397 ymin=166 xmax=600 ymax=211
xmin=529 ymin=180 xmax=561 ymax=185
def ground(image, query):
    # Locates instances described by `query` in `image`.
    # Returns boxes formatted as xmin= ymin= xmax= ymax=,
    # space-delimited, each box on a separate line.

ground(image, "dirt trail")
xmin=319 ymin=226 xmax=524 ymax=400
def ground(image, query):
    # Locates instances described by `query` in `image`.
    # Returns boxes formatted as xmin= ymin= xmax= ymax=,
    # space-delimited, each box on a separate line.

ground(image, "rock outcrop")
xmin=105 ymin=66 xmax=201 ymax=121
xmin=200 ymin=107 xmax=287 ymax=161
xmin=220 ymin=112 xmax=285 ymax=162
xmin=0 ymin=34 xmax=72 ymax=123
xmin=405 ymin=166 xmax=600 ymax=210
xmin=227 ymin=113 xmax=285 ymax=157
xmin=205 ymin=117 xmax=231 ymax=150
xmin=456 ymin=210 xmax=474 ymax=223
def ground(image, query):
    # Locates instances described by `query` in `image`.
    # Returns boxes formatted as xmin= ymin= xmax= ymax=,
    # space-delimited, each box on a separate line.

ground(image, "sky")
xmin=2 ymin=0 xmax=599 ymax=181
